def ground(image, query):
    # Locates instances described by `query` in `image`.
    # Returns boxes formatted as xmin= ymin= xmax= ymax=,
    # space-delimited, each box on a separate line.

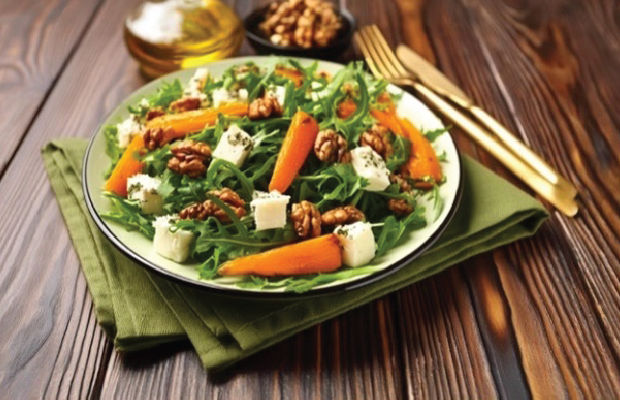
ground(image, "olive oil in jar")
xmin=124 ymin=0 xmax=244 ymax=79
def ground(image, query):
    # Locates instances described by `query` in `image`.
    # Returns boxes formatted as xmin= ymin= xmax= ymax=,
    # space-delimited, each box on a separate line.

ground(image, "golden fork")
xmin=354 ymin=25 xmax=578 ymax=217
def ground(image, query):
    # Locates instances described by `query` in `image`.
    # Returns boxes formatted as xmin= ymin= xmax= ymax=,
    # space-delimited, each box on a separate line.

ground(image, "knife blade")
xmin=396 ymin=45 xmax=472 ymax=108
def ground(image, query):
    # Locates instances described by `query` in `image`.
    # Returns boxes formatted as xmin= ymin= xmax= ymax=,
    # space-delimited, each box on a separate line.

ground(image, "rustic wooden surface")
xmin=0 ymin=0 xmax=618 ymax=398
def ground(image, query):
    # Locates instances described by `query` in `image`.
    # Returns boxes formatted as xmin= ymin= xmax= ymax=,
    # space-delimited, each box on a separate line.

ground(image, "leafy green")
xmin=423 ymin=127 xmax=449 ymax=142
xmin=129 ymin=80 xmax=183 ymax=116
xmin=103 ymin=125 xmax=122 ymax=178
xmin=101 ymin=194 xmax=155 ymax=239
xmin=386 ymin=134 xmax=411 ymax=171
xmin=375 ymin=207 xmax=426 ymax=256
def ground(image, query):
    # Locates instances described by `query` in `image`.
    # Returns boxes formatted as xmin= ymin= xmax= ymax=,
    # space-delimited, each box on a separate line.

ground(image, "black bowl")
xmin=243 ymin=6 xmax=356 ymax=60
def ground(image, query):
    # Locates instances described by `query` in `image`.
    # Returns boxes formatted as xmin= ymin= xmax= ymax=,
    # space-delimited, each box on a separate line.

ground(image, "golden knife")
xmin=396 ymin=44 xmax=578 ymax=199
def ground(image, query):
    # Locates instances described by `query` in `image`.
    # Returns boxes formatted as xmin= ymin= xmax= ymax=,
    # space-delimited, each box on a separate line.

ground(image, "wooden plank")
xmin=0 ymin=0 xmax=103 ymax=175
xmin=457 ymin=0 xmax=620 ymax=396
xmin=0 ymin=0 xmax=145 ymax=397
xmin=404 ymin=0 xmax=620 ymax=397
xmin=101 ymin=298 xmax=406 ymax=399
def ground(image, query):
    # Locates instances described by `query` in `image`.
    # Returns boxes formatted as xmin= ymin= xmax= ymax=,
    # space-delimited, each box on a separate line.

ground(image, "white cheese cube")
xmin=152 ymin=215 xmax=194 ymax=263
xmin=212 ymin=125 xmax=254 ymax=167
xmin=334 ymin=222 xmax=376 ymax=267
xmin=250 ymin=190 xmax=290 ymax=230
xmin=212 ymin=87 xmax=233 ymax=108
xmin=238 ymin=88 xmax=248 ymax=102
xmin=127 ymin=174 xmax=163 ymax=214
xmin=184 ymin=67 xmax=210 ymax=103
xmin=350 ymin=146 xmax=390 ymax=191
xmin=267 ymin=85 xmax=286 ymax=105
xmin=116 ymin=116 xmax=142 ymax=148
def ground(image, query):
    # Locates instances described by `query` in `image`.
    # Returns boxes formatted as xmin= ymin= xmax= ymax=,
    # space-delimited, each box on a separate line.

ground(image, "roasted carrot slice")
xmin=337 ymin=98 xmax=357 ymax=119
xmin=105 ymin=134 xmax=146 ymax=197
xmin=269 ymin=111 xmax=319 ymax=193
xmin=399 ymin=118 xmax=442 ymax=189
xmin=275 ymin=66 xmax=304 ymax=87
xmin=145 ymin=102 xmax=248 ymax=143
xmin=218 ymin=234 xmax=342 ymax=277
xmin=370 ymin=109 xmax=404 ymax=136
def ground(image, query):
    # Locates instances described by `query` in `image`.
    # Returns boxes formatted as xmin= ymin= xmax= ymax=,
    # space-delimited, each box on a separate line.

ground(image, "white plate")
xmin=83 ymin=56 xmax=462 ymax=297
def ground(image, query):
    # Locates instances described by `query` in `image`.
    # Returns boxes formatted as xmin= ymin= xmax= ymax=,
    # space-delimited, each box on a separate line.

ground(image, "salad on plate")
xmin=100 ymin=59 xmax=448 ymax=293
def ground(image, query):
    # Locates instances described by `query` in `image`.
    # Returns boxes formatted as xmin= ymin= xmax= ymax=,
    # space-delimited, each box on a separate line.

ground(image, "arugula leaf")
xmin=101 ymin=194 xmax=155 ymax=239
xmin=375 ymin=207 xmax=426 ymax=256
xmin=148 ymin=79 xmax=183 ymax=109
xmin=423 ymin=127 xmax=449 ymax=142
xmin=103 ymin=125 xmax=122 ymax=178
xmin=386 ymin=134 xmax=411 ymax=171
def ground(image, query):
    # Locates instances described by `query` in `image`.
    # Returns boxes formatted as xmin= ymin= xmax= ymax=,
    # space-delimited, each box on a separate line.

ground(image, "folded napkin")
xmin=42 ymin=138 xmax=547 ymax=370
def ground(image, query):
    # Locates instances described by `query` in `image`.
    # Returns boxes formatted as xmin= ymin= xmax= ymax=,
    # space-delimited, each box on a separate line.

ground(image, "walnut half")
xmin=290 ymin=200 xmax=321 ymax=239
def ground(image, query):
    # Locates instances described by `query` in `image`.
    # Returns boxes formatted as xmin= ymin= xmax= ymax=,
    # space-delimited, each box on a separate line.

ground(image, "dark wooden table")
xmin=1 ymin=0 xmax=619 ymax=398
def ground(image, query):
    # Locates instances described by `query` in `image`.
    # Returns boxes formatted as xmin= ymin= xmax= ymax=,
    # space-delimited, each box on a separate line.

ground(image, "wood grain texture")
xmin=0 ymin=0 xmax=103 ymax=175
xmin=0 ymin=0 xmax=619 ymax=398
xmin=0 ymin=0 xmax=143 ymax=397
xmin=101 ymin=298 xmax=406 ymax=399
xmin=402 ymin=0 xmax=620 ymax=397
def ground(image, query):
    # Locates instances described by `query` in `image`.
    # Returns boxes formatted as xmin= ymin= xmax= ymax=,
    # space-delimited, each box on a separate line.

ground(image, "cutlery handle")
xmin=411 ymin=81 xmax=578 ymax=217
xmin=467 ymin=104 xmax=577 ymax=198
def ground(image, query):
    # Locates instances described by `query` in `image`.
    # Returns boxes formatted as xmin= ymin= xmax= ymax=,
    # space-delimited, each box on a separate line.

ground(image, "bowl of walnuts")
xmin=244 ymin=0 xmax=355 ymax=59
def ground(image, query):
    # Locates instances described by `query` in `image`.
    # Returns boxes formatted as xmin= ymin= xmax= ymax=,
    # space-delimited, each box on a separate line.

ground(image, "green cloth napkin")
xmin=42 ymin=138 xmax=547 ymax=370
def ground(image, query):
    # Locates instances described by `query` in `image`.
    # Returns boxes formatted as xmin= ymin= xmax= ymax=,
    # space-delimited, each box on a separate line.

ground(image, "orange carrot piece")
xmin=399 ymin=118 xmax=442 ymax=189
xmin=105 ymin=134 xmax=146 ymax=197
xmin=337 ymin=98 xmax=357 ymax=119
xmin=218 ymin=234 xmax=342 ymax=277
xmin=146 ymin=102 xmax=248 ymax=142
xmin=275 ymin=66 xmax=304 ymax=87
xmin=269 ymin=111 xmax=319 ymax=193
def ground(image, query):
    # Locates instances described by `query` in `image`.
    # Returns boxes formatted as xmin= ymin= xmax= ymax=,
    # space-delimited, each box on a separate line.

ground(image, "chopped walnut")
xmin=290 ymin=200 xmax=321 ymax=239
xmin=144 ymin=127 xmax=174 ymax=150
xmin=179 ymin=202 xmax=210 ymax=220
xmin=170 ymin=97 xmax=202 ymax=113
xmin=248 ymin=96 xmax=283 ymax=120
xmin=388 ymin=198 xmax=413 ymax=216
xmin=360 ymin=124 xmax=393 ymax=159
xmin=314 ymin=129 xmax=349 ymax=163
xmin=167 ymin=140 xmax=212 ymax=178
xmin=390 ymin=173 xmax=413 ymax=192
xmin=145 ymin=107 xmax=165 ymax=121
xmin=321 ymin=206 xmax=365 ymax=226
xmin=259 ymin=0 xmax=342 ymax=48
xmin=180 ymin=188 xmax=246 ymax=223
xmin=203 ymin=188 xmax=247 ymax=222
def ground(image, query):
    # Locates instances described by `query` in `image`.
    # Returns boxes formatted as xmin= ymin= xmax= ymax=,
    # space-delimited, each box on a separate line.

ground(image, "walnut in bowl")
xmin=244 ymin=0 xmax=355 ymax=59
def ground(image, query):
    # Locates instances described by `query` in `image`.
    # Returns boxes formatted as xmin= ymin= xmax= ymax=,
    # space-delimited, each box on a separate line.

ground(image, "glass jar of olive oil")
xmin=124 ymin=0 xmax=244 ymax=79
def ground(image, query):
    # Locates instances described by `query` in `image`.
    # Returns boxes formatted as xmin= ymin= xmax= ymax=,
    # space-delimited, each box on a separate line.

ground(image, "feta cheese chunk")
xmin=183 ymin=67 xmax=210 ymax=102
xmin=334 ymin=222 xmax=376 ymax=267
xmin=212 ymin=87 xmax=248 ymax=107
xmin=267 ymin=85 xmax=286 ymax=105
xmin=152 ymin=215 xmax=194 ymax=263
xmin=212 ymin=125 xmax=254 ymax=167
xmin=127 ymin=174 xmax=163 ymax=214
xmin=350 ymin=146 xmax=390 ymax=191
xmin=250 ymin=190 xmax=290 ymax=231
xmin=238 ymin=88 xmax=248 ymax=102
xmin=211 ymin=87 xmax=231 ymax=108
xmin=116 ymin=115 xmax=142 ymax=148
